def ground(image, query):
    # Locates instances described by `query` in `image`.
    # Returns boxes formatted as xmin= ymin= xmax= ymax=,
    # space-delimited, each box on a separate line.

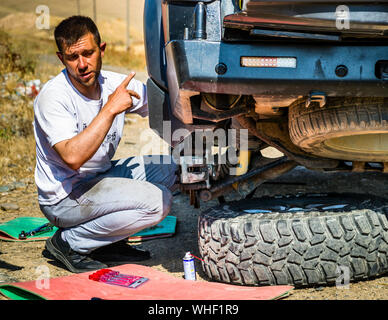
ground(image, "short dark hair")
xmin=54 ymin=16 xmax=101 ymax=52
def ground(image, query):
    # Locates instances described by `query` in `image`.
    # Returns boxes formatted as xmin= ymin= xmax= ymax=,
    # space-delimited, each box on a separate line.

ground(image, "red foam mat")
xmin=0 ymin=264 xmax=293 ymax=300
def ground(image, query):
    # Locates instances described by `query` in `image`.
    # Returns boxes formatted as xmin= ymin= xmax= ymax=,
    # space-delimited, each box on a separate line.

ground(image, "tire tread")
xmin=198 ymin=198 xmax=388 ymax=287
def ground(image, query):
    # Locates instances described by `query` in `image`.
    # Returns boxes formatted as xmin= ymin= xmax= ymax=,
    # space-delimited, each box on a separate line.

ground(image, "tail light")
xmin=241 ymin=56 xmax=297 ymax=68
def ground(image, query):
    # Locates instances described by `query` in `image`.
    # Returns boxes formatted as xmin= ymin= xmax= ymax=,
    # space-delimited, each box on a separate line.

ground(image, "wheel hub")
xmin=323 ymin=133 xmax=388 ymax=157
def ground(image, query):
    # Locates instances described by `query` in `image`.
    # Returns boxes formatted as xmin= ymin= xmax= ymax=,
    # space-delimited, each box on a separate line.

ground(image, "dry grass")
xmin=0 ymin=0 xmax=145 ymax=39
xmin=0 ymin=4 xmax=147 ymax=185
xmin=103 ymin=45 xmax=145 ymax=71
xmin=0 ymin=135 xmax=35 ymax=185
xmin=0 ymin=29 xmax=36 ymax=185
xmin=0 ymin=12 xmax=146 ymax=73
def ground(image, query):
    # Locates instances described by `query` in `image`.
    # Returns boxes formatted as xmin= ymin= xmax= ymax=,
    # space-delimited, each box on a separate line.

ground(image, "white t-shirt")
xmin=33 ymin=69 xmax=148 ymax=205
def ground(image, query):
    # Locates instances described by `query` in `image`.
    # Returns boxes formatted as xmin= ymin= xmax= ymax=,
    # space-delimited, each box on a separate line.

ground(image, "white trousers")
xmin=40 ymin=155 xmax=178 ymax=254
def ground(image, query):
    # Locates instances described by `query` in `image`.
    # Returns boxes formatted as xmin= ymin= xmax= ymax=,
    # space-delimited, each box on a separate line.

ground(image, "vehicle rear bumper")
xmin=165 ymin=40 xmax=388 ymax=97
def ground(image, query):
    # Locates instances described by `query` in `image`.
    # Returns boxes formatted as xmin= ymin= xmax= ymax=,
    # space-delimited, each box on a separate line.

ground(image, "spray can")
xmin=183 ymin=252 xmax=196 ymax=280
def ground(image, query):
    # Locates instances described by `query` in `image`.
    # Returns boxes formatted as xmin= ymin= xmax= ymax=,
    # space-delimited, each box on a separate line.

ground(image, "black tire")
xmin=288 ymin=97 xmax=388 ymax=161
xmin=198 ymin=193 xmax=388 ymax=287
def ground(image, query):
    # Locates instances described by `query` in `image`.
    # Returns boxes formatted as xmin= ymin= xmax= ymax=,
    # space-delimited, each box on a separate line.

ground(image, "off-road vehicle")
xmin=143 ymin=0 xmax=388 ymax=287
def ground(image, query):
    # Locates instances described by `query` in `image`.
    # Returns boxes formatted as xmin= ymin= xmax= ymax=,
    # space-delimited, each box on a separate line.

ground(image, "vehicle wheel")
xmin=288 ymin=97 xmax=388 ymax=161
xmin=198 ymin=193 xmax=388 ymax=287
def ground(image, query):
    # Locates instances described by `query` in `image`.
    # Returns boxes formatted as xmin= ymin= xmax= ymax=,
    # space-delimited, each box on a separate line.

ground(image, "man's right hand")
xmin=53 ymin=72 xmax=141 ymax=171
xmin=104 ymin=72 xmax=140 ymax=116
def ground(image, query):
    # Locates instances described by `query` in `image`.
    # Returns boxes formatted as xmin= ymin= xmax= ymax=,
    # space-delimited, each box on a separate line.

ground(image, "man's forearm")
xmin=53 ymin=106 xmax=116 ymax=170
xmin=53 ymin=72 xmax=139 ymax=170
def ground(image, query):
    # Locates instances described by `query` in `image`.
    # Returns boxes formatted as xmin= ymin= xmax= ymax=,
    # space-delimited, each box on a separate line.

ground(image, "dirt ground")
xmin=1 ymin=114 xmax=388 ymax=301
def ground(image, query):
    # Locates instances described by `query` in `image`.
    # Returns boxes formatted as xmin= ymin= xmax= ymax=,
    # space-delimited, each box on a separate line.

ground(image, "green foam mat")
xmin=128 ymin=216 xmax=177 ymax=243
xmin=0 ymin=217 xmax=57 ymax=241
xmin=0 ymin=285 xmax=46 ymax=300
xmin=0 ymin=216 xmax=177 ymax=242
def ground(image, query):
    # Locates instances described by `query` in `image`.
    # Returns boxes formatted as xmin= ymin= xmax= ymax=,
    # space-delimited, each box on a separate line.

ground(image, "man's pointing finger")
xmin=120 ymin=71 xmax=136 ymax=88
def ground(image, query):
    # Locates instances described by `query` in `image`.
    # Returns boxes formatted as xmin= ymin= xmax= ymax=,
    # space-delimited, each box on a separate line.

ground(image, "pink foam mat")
xmin=0 ymin=264 xmax=293 ymax=300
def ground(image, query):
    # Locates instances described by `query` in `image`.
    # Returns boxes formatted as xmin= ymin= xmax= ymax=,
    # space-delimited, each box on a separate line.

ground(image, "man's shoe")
xmin=90 ymin=240 xmax=151 ymax=266
xmin=45 ymin=229 xmax=107 ymax=273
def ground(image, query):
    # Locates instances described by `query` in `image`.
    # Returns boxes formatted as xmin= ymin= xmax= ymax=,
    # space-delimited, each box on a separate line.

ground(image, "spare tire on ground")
xmin=198 ymin=193 xmax=388 ymax=287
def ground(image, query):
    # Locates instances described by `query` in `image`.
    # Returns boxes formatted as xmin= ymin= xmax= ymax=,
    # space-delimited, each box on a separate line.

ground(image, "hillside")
xmin=0 ymin=0 xmax=145 ymax=46
xmin=0 ymin=0 xmax=145 ymax=38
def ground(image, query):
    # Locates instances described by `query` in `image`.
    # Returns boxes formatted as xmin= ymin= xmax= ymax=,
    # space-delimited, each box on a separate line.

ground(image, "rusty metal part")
xmin=235 ymin=115 xmax=340 ymax=169
xmin=305 ymin=92 xmax=327 ymax=108
xmin=199 ymin=157 xmax=295 ymax=202
xmin=189 ymin=190 xmax=200 ymax=208
xmin=323 ymin=161 xmax=388 ymax=173
xmin=180 ymin=182 xmax=208 ymax=191
xmin=192 ymin=103 xmax=249 ymax=122
xmin=352 ymin=161 xmax=366 ymax=172
xmin=172 ymin=90 xmax=198 ymax=124
xmin=200 ymin=185 xmax=234 ymax=202
xmin=253 ymin=95 xmax=299 ymax=115
xmin=191 ymin=95 xmax=251 ymax=122
xmin=236 ymin=160 xmax=297 ymax=198
xmin=180 ymin=156 xmax=209 ymax=184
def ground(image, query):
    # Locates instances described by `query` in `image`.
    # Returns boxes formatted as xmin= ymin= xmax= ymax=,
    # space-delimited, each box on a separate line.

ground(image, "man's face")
xmin=57 ymin=32 xmax=106 ymax=89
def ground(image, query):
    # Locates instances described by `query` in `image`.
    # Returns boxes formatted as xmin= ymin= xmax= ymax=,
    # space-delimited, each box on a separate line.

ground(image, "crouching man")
xmin=33 ymin=16 xmax=177 ymax=273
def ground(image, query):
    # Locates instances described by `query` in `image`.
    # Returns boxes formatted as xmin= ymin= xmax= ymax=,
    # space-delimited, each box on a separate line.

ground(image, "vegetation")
xmin=0 ymin=29 xmax=37 ymax=184
xmin=0 ymin=2 xmax=147 ymax=185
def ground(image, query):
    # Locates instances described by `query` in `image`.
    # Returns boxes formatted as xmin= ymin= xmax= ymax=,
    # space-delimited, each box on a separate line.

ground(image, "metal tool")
xmin=18 ymin=222 xmax=53 ymax=240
